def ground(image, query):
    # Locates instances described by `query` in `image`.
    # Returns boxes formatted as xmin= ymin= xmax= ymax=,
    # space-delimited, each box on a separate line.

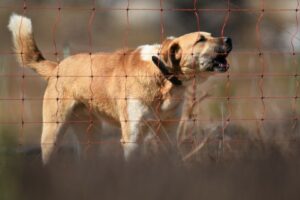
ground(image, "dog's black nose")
xmin=215 ymin=37 xmax=233 ymax=54
xmin=223 ymin=37 xmax=231 ymax=45
xmin=223 ymin=37 xmax=232 ymax=52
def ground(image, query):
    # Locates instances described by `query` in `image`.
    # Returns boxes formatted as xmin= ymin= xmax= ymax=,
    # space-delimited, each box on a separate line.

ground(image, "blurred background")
xmin=0 ymin=0 xmax=300 ymax=200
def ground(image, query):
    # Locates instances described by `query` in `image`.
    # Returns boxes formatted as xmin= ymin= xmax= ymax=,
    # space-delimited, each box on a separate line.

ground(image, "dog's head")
xmin=157 ymin=32 xmax=232 ymax=77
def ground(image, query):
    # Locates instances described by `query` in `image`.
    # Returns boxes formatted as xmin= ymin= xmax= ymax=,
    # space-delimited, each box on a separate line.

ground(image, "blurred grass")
xmin=0 ymin=127 xmax=20 ymax=200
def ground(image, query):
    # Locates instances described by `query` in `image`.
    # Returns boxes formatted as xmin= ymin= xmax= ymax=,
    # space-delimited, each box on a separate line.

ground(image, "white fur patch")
xmin=167 ymin=36 xmax=175 ymax=40
xmin=160 ymin=97 xmax=180 ymax=111
xmin=123 ymin=99 xmax=149 ymax=159
xmin=139 ymin=44 xmax=160 ymax=61
xmin=127 ymin=100 xmax=147 ymax=141
xmin=8 ymin=13 xmax=32 ymax=36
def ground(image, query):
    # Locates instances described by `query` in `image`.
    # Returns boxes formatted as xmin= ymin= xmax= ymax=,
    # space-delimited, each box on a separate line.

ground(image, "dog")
xmin=8 ymin=13 xmax=232 ymax=164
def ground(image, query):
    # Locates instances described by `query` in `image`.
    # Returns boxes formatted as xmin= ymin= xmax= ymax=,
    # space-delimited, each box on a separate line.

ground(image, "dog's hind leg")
xmin=41 ymin=91 xmax=76 ymax=165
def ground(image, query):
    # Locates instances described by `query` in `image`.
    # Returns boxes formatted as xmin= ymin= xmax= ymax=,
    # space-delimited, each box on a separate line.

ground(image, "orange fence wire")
xmin=1 ymin=0 xmax=300 ymax=158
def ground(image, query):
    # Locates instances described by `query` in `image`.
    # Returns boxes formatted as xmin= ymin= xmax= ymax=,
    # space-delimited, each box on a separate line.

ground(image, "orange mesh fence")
xmin=0 ymin=0 xmax=299 ymax=160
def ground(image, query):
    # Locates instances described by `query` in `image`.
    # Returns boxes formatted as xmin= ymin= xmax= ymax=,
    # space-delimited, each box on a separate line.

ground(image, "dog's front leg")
xmin=120 ymin=123 xmax=140 ymax=160
xmin=119 ymin=99 xmax=150 ymax=161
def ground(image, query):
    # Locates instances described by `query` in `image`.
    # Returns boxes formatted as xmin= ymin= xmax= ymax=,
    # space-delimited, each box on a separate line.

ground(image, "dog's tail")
xmin=8 ymin=13 xmax=57 ymax=80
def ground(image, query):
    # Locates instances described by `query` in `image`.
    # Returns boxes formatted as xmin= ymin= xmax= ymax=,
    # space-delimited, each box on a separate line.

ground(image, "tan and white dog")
xmin=8 ymin=13 xmax=232 ymax=164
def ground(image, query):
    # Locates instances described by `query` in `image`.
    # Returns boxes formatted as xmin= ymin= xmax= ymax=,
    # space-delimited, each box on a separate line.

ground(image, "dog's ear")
xmin=168 ymin=42 xmax=182 ymax=70
xmin=160 ymin=38 xmax=182 ymax=70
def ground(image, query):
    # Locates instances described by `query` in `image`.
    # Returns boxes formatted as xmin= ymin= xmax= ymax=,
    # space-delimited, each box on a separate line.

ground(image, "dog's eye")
xmin=197 ymin=36 xmax=206 ymax=43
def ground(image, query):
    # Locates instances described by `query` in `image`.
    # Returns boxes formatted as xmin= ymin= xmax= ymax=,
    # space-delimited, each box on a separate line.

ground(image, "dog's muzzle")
xmin=208 ymin=37 xmax=232 ymax=73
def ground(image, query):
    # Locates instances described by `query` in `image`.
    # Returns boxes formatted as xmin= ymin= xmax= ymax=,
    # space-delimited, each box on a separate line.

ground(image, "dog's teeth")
xmin=219 ymin=63 xmax=228 ymax=68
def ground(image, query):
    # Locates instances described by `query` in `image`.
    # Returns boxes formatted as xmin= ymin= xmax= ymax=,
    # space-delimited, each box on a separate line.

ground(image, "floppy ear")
xmin=168 ymin=43 xmax=182 ymax=70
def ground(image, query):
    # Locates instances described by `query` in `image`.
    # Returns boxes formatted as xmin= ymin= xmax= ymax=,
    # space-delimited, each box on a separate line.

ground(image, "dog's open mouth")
xmin=207 ymin=55 xmax=229 ymax=72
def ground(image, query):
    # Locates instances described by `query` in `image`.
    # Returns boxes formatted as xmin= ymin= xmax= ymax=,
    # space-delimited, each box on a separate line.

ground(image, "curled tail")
xmin=8 ymin=13 xmax=57 ymax=80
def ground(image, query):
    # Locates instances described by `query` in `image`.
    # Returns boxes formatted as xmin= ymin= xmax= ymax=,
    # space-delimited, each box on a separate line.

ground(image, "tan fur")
xmin=8 ymin=14 xmax=231 ymax=164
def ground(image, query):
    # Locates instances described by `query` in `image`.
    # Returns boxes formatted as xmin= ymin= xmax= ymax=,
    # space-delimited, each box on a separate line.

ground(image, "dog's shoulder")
xmin=137 ymin=44 xmax=161 ymax=62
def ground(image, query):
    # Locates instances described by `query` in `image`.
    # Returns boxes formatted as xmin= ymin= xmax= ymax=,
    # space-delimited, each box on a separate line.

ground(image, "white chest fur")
xmin=159 ymin=85 xmax=185 ymax=119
